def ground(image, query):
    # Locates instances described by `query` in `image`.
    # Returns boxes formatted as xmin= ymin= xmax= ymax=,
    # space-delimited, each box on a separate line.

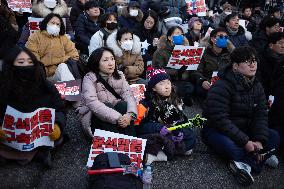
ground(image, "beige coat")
xmin=26 ymin=31 xmax=79 ymax=77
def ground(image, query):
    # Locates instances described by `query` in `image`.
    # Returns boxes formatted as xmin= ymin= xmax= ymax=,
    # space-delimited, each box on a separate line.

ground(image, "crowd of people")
xmin=0 ymin=0 xmax=284 ymax=186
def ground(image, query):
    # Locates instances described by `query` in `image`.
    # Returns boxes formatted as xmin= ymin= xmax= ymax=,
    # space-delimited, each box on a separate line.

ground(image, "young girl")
xmin=135 ymin=68 xmax=196 ymax=165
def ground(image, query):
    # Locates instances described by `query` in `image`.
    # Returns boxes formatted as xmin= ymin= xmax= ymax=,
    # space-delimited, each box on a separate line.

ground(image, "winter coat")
xmin=226 ymin=26 xmax=248 ymax=48
xmin=194 ymin=45 xmax=231 ymax=85
xmin=69 ymin=0 xmax=84 ymax=29
xmin=152 ymin=35 xmax=189 ymax=79
xmin=78 ymin=71 xmax=137 ymax=134
xmin=106 ymin=31 xmax=144 ymax=83
xmin=203 ymin=65 xmax=269 ymax=147
xmin=0 ymin=3 xmax=17 ymax=26
xmin=249 ymin=30 xmax=268 ymax=54
xmin=118 ymin=7 xmax=143 ymax=31
xmin=26 ymin=31 xmax=79 ymax=77
xmin=88 ymin=28 xmax=117 ymax=55
xmin=258 ymin=48 xmax=284 ymax=98
xmin=17 ymin=0 xmax=73 ymax=47
xmin=74 ymin=12 xmax=100 ymax=55
xmin=239 ymin=15 xmax=257 ymax=33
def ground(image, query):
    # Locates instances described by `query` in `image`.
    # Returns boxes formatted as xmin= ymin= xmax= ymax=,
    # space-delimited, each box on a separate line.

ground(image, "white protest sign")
xmin=239 ymin=19 xmax=247 ymax=30
xmin=130 ymin=84 xmax=146 ymax=105
xmin=204 ymin=27 xmax=213 ymax=38
xmin=211 ymin=71 xmax=219 ymax=85
xmin=185 ymin=0 xmax=206 ymax=16
xmin=166 ymin=45 xmax=205 ymax=70
xmin=7 ymin=0 xmax=32 ymax=12
xmin=28 ymin=17 xmax=66 ymax=34
xmin=86 ymin=129 xmax=147 ymax=168
xmin=1 ymin=106 xmax=55 ymax=151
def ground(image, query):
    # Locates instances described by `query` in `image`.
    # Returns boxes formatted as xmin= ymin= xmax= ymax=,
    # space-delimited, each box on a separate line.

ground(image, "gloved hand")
xmin=49 ymin=124 xmax=61 ymax=141
xmin=160 ymin=126 xmax=170 ymax=136
xmin=0 ymin=129 xmax=6 ymax=141
xmin=172 ymin=132 xmax=184 ymax=143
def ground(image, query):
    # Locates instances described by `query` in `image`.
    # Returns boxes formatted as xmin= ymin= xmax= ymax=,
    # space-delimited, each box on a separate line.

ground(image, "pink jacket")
xmin=78 ymin=71 xmax=137 ymax=136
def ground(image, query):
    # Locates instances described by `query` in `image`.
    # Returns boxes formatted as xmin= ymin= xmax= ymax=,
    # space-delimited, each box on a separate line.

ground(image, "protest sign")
xmin=28 ymin=17 xmax=66 ymax=34
xmin=130 ymin=84 xmax=146 ymax=105
xmin=185 ymin=0 xmax=206 ymax=16
xmin=7 ymin=0 xmax=32 ymax=12
xmin=86 ymin=129 xmax=147 ymax=168
xmin=54 ymin=79 xmax=81 ymax=101
xmin=166 ymin=45 xmax=205 ymax=70
xmin=211 ymin=71 xmax=219 ymax=85
xmin=1 ymin=106 xmax=55 ymax=151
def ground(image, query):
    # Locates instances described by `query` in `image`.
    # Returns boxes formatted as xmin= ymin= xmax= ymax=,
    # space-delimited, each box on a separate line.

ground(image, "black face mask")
xmin=106 ymin=22 xmax=118 ymax=30
xmin=13 ymin=65 xmax=36 ymax=82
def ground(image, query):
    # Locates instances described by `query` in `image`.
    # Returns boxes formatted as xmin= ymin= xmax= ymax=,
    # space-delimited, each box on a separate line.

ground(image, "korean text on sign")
xmin=185 ymin=0 xmax=206 ymax=16
xmin=166 ymin=45 xmax=205 ymax=70
xmin=1 ymin=106 xmax=55 ymax=151
xmin=86 ymin=129 xmax=147 ymax=168
xmin=130 ymin=84 xmax=146 ymax=105
xmin=7 ymin=0 xmax=32 ymax=12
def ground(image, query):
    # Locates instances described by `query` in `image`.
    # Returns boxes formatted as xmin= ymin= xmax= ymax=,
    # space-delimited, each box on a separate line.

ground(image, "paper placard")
xmin=130 ymin=84 xmax=146 ymax=105
xmin=1 ymin=106 xmax=55 ymax=151
xmin=54 ymin=79 xmax=81 ymax=101
xmin=166 ymin=45 xmax=205 ymax=70
xmin=185 ymin=0 xmax=206 ymax=16
xmin=86 ymin=129 xmax=147 ymax=168
xmin=7 ymin=0 xmax=32 ymax=13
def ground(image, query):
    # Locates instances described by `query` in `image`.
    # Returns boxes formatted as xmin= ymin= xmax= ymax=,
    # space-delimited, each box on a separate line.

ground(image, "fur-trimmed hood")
xmin=120 ymin=6 xmax=143 ymax=22
xmin=106 ymin=31 xmax=141 ymax=57
xmin=32 ymin=0 xmax=68 ymax=17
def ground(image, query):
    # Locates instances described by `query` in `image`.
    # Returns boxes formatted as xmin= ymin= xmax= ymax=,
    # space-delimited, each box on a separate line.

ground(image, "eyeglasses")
xmin=242 ymin=59 xmax=258 ymax=66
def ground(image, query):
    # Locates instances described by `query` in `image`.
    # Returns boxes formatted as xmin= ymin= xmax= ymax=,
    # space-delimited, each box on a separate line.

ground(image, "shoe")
xmin=184 ymin=149 xmax=193 ymax=156
xmin=265 ymin=155 xmax=279 ymax=168
xmin=156 ymin=151 xmax=168 ymax=161
xmin=229 ymin=160 xmax=254 ymax=186
xmin=145 ymin=154 xmax=158 ymax=166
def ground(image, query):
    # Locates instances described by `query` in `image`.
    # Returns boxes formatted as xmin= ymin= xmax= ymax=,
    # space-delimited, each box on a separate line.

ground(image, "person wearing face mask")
xmin=133 ymin=10 xmax=161 ymax=64
xmin=185 ymin=17 xmax=203 ymax=46
xmin=117 ymin=1 xmax=143 ymax=31
xmin=26 ymin=13 xmax=79 ymax=81
xmin=17 ymin=0 xmax=73 ymax=47
xmin=77 ymin=47 xmax=137 ymax=137
xmin=202 ymin=46 xmax=280 ymax=186
xmin=106 ymin=0 xmax=128 ymax=16
xmin=0 ymin=46 xmax=66 ymax=168
xmin=212 ymin=1 xmax=232 ymax=28
xmin=153 ymin=26 xmax=195 ymax=106
xmin=192 ymin=28 xmax=234 ymax=98
xmin=89 ymin=13 xmax=118 ymax=55
xmin=75 ymin=1 xmax=104 ymax=55
xmin=106 ymin=27 xmax=145 ymax=84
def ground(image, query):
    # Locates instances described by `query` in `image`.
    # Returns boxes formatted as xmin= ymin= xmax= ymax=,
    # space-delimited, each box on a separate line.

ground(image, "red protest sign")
xmin=1 ymin=106 xmax=55 ymax=151
xmin=54 ymin=79 xmax=81 ymax=101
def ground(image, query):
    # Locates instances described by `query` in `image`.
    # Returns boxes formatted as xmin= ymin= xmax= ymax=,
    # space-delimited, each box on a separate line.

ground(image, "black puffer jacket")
xmin=203 ymin=65 xmax=269 ymax=146
xmin=249 ymin=30 xmax=268 ymax=54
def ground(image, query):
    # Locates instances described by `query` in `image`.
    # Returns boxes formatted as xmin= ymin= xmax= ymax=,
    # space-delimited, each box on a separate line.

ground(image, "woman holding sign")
xmin=0 ymin=46 xmax=66 ymax=168
xmin=78 ymin=47 xmax=137 ymax=137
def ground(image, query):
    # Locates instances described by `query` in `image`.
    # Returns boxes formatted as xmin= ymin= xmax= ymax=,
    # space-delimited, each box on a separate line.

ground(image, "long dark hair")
xmin=87 ymin=47 xmax=121 ymax=79
xmin=0 ymin=46 xmax=44 ymax=102
xmin=39 ymin=13 xmax=66 ymax=35
xmin=142 ymin=10 xmax=158 ymax=32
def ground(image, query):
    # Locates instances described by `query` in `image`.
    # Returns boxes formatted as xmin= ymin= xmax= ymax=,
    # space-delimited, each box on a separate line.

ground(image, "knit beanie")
xmin=147 ymin=67 xmax=170 ymax=89
xmin=188 ymin=17 xmax=202 ymax=29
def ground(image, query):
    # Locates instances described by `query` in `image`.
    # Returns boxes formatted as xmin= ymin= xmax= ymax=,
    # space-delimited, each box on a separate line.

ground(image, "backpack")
xmin=89 ymin=152 xmax=143 ymax=189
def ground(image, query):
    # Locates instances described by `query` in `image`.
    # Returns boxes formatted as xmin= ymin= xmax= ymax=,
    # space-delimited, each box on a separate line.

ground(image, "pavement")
xmin=0 ymin=101 xmax=283 ymax=189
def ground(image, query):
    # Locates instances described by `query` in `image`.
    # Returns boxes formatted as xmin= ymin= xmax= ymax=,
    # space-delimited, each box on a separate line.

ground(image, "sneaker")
xmin=229 ymin=160 xmax=254 ymax=186
xmin=184 ymin=149 xmax=193 ymax=156
xmin=265 ymin=155 xmax=279 ymax=168
xmin=156 ymin=151 xmax=168 ymax=161
xmin=145 ymin=154 xmax=158 ymax=166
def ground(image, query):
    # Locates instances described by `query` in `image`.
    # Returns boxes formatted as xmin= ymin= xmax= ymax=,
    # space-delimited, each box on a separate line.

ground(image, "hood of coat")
xmin=32 ymin=0 xmax=68 ymax=17
xmin=120 ymin=6 xmax=143 ymax=22
xmin=157 ymin=35 xmax=189 ymax=51
xmin=106 ymin=31 xmax=141 ymax=57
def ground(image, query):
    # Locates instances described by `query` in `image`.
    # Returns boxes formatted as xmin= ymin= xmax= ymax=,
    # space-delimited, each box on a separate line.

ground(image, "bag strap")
xmin=96 ymin=74 xmax=122 ymax=100
xmin=100 ymin=28 xmax=110 ymax=45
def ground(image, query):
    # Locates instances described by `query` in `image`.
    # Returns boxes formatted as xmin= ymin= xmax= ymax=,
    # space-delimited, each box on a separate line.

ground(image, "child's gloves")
xmin=0 ymin=129 xmax=6 ymax=141
xmin=160 ymin=126 xmax=170 ymax=136
xmin=49 ymin=124 xmax=61 ymax=141
xmin=172 ymin=132 xmax=184 ymax=143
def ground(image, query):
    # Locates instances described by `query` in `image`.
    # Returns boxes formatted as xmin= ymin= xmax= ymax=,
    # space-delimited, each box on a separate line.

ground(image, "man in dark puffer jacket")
xmin=202 ymin=46 xmax=280 ymax=186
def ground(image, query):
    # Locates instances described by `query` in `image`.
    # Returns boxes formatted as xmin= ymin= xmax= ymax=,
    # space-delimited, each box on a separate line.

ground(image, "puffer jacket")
xmin=26 ymin=30 xmax=79 ymax=77
xmin=118 ymin=7 xmax=143 ymax=30
xmin=226 ymin=26 xmax=248 ymax=48
xmin=203 ymin=65 xmax=269 ymax=147
xmin=106 ymin=31 xmax=144 ymax=83
xmin=249 ymin=30 xmax=268 ymax=54
xmin=77 ymin=71 xmax=137 ymax=136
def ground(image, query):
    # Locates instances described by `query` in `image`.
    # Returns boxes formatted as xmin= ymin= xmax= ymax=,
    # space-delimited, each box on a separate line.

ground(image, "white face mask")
xmin=44 ymin=0 xmax=57 ymax=8
xmin=46 ymin=24 xmax=60 ymax=36
xmin=129 ymin=9 xmax=138 ymax=17
xmin=224 ymin=11 xmax=232 ymax=15
xmin=121 ymin=40 xmax=133 ymax=51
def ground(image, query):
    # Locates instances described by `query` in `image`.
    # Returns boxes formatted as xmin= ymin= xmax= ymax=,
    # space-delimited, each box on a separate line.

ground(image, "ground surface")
xmin=0 ymin=101 xmax=283 ymax=189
